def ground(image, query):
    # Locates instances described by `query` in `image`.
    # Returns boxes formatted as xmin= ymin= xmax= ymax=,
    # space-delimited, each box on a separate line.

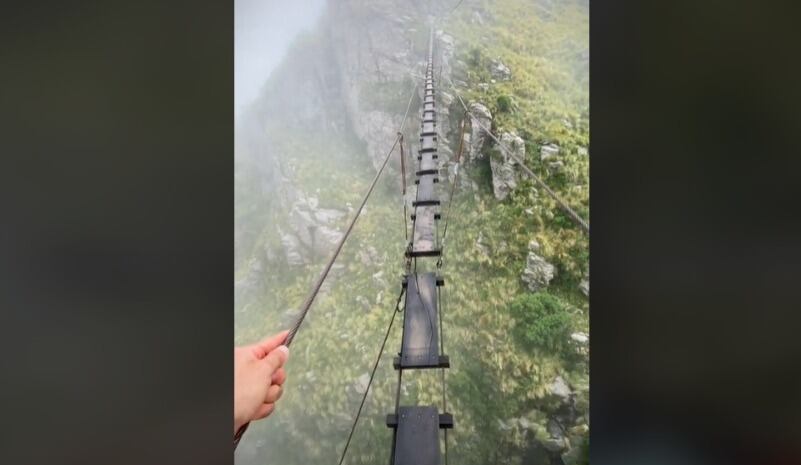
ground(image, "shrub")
xmin=509 ymin=293 xmax=572 ymax=354
xmin=469 ymin=47 xmax=483 ymax=67
xmin=496 ymin=95 xmax=513 ymax=113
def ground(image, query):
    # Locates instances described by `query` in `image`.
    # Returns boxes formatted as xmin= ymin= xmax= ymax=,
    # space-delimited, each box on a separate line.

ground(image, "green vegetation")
xmin=509 ymin=293 xmax=572 ymax=355
xmin=496 ymin=94 xmax=513 ymax=113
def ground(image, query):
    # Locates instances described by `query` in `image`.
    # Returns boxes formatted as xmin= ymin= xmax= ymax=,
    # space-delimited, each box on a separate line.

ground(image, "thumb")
xmin=261 ymin=345 xmax=289 ymax=376
xmin=251 ymin=330 xmax=289 ymax=360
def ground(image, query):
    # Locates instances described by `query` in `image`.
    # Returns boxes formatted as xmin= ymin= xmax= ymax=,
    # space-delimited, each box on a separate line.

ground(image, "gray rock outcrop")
xmin=353 ymin=372 xmax=370 ymax=395
xmin=490 ymin=58 xmax=512 ymax=81
xmin=279 ymin=193 xmax=346 ymax=266
xmin=490 ymin=131 xmax=525 ymax=200
xmin=542 ymin=419 xmax=570 ymax=453
xmin=570 ymin=332 xmax=589 ymax=346
xmin=548 ymin=376 xmax=572 ymax=401
xmin=468 ymin=103 xmax=492 ymax=161
xmin=540 ymin=143 xmax=565 ymax=175
xmin=521 ymin=240 xmax=556 ymax=291
xmin=540 ymin=143 xmax=560 ymax=162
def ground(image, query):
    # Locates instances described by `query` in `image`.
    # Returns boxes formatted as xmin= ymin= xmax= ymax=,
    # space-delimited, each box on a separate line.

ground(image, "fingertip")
xmin=254 ymin=402 xmax=275 ymax=420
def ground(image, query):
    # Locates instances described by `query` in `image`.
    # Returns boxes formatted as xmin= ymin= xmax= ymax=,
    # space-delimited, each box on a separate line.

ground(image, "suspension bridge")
xmin=237 ymin=18 xmax=588 ymax=465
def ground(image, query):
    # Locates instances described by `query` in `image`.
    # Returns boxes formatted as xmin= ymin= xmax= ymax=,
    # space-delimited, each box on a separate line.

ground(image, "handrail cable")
xmin=338 ymin=287 xmax=406 ymax=465
xmin=235 ymin=82 xmax=418 ymax=447
xmin=399 ymin=133 xmax=409 ymax=241
xmin=285 ymin=82 xmax=419 ymax=346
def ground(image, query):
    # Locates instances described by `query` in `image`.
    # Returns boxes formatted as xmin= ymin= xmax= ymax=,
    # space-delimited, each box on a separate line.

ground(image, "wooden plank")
xmin=410 ymin=206 xmax=439 ymax=257
xmin=390 ymin=406 xmax=440 ymax=465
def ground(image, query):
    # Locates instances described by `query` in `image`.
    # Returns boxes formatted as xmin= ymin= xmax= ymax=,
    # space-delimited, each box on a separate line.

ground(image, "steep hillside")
xmin=235 ymin=1 xmax=589 ymax=464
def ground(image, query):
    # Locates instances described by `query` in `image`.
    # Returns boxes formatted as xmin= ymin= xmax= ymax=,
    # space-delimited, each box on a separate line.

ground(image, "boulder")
xmin=280 ymin=193 xmax=346 ymax=266
xmin=372 ymin=270 xmax=386 ymax=287
xmin=542 ymin=436 xmax=569 ymax=453
xmin=521 ymin=241 xmax=555 ymax=291
xmin=548 ymin=376 xmax=572 ymax=401
xmin=447 ymin=158 xmax=461 ymax=185
xmin=540 ymin=143 xmax=560 ymax=162
xmin=541 ymin=419 xmax=570 ymax=453
xmin=579 ymin=278 xmax=589 ymax=297
xmin=354 ymin=373 xmax=370 ymax=395
xmin=489 ymin=58 xmax=512 ymax=81
xmin=468 ymin=103 xmax=492 ymax=162
xmin=546 ymin=160 xmax=565 ymax=175
xmin=490 ymin=131 xmax=525 ymax=200
xmin=570 ymin=332 xmax=589 ymax=346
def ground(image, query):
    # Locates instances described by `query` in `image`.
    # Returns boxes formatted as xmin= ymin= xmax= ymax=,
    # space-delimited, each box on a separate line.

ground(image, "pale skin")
xmin=234 ymin=330 xmax=290 ymax=434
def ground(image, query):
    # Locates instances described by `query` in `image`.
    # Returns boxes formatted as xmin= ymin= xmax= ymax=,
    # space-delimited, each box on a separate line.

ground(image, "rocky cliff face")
xmin=236 ymin=1 xmax=464 ymax=277
xmin=239 ymin=1 xmax=483 ymax=317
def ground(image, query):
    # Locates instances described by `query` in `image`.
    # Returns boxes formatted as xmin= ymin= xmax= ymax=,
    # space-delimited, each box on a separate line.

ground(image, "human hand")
xmin=234 ymin=330 xmax=290 ymax=434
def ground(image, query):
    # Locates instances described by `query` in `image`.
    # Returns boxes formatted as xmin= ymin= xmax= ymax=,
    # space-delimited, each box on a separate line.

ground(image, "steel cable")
xmin=338 ymin=287 xmax=406 ymax=465
xmin=285 ymin=82 xmax=418 ymax=346
xmin=235 ymin=82 xmax=418 ymax=447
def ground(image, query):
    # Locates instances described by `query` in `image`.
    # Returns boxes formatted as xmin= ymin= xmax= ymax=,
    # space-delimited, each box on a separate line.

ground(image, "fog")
xmin=235 ymin=0 xmax=325 ymax=120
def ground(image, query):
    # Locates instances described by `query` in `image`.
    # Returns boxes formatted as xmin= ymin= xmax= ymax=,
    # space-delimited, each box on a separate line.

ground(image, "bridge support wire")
xmin=399 ymin=133 xmax=409 ymax=241
xmin=338 ymin=287 xmax=406 ymax=465
xmin=286 ymin=83 xmax=418 ymax=347
xmin=235 ymin=83 xmax=418 ymax=447
xmin=438 ymin=283 xmax=449 ymax=465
